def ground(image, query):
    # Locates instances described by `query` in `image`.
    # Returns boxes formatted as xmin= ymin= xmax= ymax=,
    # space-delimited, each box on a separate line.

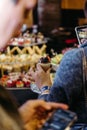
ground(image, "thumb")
xmin=29 ymin=67 xmax=35 ymax=75
xmin=37 ymin=63 xmax=43 ymax=71
xmin=47 ymin=67 xmax=51 ymax=74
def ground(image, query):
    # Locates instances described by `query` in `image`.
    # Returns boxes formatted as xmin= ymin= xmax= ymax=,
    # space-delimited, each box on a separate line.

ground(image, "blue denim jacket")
xmin=39 ymin=43 xmax=87 ymax=123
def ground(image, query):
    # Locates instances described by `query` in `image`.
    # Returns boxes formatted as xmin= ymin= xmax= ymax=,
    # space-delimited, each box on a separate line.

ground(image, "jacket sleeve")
xmin=38 ymin=48 xmax=83 ymax=106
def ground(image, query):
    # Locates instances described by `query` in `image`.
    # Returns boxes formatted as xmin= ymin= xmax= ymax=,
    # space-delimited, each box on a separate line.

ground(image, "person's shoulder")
xmin=64 ymin=48 xmax=80 ymax=55
xmin=63 ymin=48 xmax=81 ymax=59
xmin=60 ymin=48 xmax=82 ymax=66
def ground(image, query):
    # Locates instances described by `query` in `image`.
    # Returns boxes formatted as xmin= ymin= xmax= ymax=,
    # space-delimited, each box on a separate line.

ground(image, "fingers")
xmin=20 ymin=99 xmax=69 ymax=130
xmin=28 ymin=75 xmax=34 ymax=82
xmin=36 ymin=63 xmax=43 ymax=71
xmin=36 ymin=63 xmax=51 ymax=73
xmin=47 ymin=67 xmax=51 ymax=74
xmin=47 ymin=102 xmax=68 ymax=110
xmin=20 ymin=100 xmax=68 ymax=117
xmin=27 ymin=68 xmax=35 ymax=82
xmin=29 ymin=67 xmax=34 ymax=73
xmin=28 ymin=100 xmax=68 ymax=111
xmin=29 ymin=67 xmax=35 ymax=76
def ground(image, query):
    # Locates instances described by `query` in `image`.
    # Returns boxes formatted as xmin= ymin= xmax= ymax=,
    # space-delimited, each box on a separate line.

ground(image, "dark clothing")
xmin=39 ymin=43 xmax=87 ymax=123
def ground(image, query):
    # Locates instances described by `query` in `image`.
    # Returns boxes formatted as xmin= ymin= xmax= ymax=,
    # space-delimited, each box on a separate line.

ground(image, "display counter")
xmin=7 ymin=88 xmax=38 ymax=106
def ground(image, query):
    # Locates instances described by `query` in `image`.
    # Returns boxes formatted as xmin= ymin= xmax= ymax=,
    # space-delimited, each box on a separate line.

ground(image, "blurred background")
xmin=23 ymin=0 xmax=86 ymax=53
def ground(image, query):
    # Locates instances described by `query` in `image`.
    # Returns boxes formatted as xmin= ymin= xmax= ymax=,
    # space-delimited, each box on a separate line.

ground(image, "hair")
xmin=84 ymin=0 xmax=87 ymax=18
xmin=0 ymin=85 xmax=25 ymax=130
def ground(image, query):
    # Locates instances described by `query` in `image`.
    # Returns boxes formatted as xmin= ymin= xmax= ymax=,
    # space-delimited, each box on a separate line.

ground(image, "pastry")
xmin=38 ymin=55 xmax=51 ymax=71
xmin=16 ymin=80 xmax=24 ymax=88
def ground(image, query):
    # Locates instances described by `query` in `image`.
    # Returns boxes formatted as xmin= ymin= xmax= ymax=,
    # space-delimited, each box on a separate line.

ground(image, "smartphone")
xmin=75 ymin=25 xmax=87 ymax=45
xmin=41 ymin=109 xmax=77 ymax=130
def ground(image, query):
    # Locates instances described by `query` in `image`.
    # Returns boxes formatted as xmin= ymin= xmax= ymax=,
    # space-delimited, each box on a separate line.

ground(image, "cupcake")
xmin=16 ymin=80 xmax=24 ymax=88
xmin=38 ymin=55 xmax=51 ymax=71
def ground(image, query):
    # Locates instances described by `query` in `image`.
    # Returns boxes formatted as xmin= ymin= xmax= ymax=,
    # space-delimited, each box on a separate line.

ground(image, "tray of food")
xmin=9 ymin=31 xmax=47 ymax=47
xmin=0 ymin=72 xmax=30 ymax=88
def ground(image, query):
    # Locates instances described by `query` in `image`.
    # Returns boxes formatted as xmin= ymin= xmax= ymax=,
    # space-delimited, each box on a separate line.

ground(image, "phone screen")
xmin=41 ymin=109 xmax=77 ymax=130
xmin=75 ymin=25 xmax=87 ymax=45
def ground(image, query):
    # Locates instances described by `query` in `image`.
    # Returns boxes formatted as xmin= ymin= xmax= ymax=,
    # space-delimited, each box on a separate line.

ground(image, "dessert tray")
xmin=0 ymin=45 xmax=47 ymax=76
xmin=9 ymin=31 xmax=47 ymax=47
xmin=0 ymin=71 xmax=40 ymax=94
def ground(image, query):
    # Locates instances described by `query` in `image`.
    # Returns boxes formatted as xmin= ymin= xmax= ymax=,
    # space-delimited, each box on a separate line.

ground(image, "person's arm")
xmin=43 ymin=49 xmax=82 ymax=104
xmin=29 ymin=48 xmax=82 ymax=104
xmin=43 ymin=48 xmax=83 ymax=105
xmin=19 ymin=100 xmax=68 ymax=130
xmin=29 ymin=64 xmax=52 ymax=100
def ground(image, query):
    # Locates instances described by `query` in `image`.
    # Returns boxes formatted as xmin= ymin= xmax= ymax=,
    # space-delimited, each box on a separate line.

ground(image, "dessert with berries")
xmin=38 ymin=55 xmax=51 ymax=71
xmin=16 ymin=80 xmax=24 ymax=88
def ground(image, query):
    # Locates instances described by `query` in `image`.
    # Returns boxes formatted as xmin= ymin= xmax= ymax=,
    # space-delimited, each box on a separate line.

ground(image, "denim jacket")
xmin=39 ymin=43 xmax=87 ymax=123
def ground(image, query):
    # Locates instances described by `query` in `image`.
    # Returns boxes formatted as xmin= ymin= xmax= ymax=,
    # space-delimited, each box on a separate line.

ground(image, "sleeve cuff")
xmin=40 ymin=86 xmax=50 ymax=93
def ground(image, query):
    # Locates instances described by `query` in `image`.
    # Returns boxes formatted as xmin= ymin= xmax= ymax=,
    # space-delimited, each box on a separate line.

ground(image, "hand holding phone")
xmin=41 ymin=109 xmax=77 ymax=130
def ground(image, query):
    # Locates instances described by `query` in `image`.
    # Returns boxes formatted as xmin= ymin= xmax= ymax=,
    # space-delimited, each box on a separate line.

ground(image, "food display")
xmin=0 ymin=45 xmax=47 ymax=76
xmin=0 ymin=72 xmax=31 ymax=88
xmin=51 ymin=54 xmax=64 ymax=71
xmin=0 ymin=28 xmax=65 ymax=90
xmin=51 ymin=54 xmax=63 ymax=65
xmin=9 ymin=31 xmax=47 ymax=47
xmin=0 ymin=51 xmax=64 ymax=89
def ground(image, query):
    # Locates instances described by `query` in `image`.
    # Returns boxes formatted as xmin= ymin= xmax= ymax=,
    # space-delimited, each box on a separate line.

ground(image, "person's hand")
xmin=29 ymin=64 xmax=52 ymax=89
xmin=19 ymin=100 xmax=68 ymax=130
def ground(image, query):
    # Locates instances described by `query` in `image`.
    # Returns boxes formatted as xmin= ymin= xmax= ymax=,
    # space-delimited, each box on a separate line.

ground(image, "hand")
xmin=29 ymin=64 xmax=52 ymax=89
xmin=19 ymin=100 xmax=68 ymax=130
